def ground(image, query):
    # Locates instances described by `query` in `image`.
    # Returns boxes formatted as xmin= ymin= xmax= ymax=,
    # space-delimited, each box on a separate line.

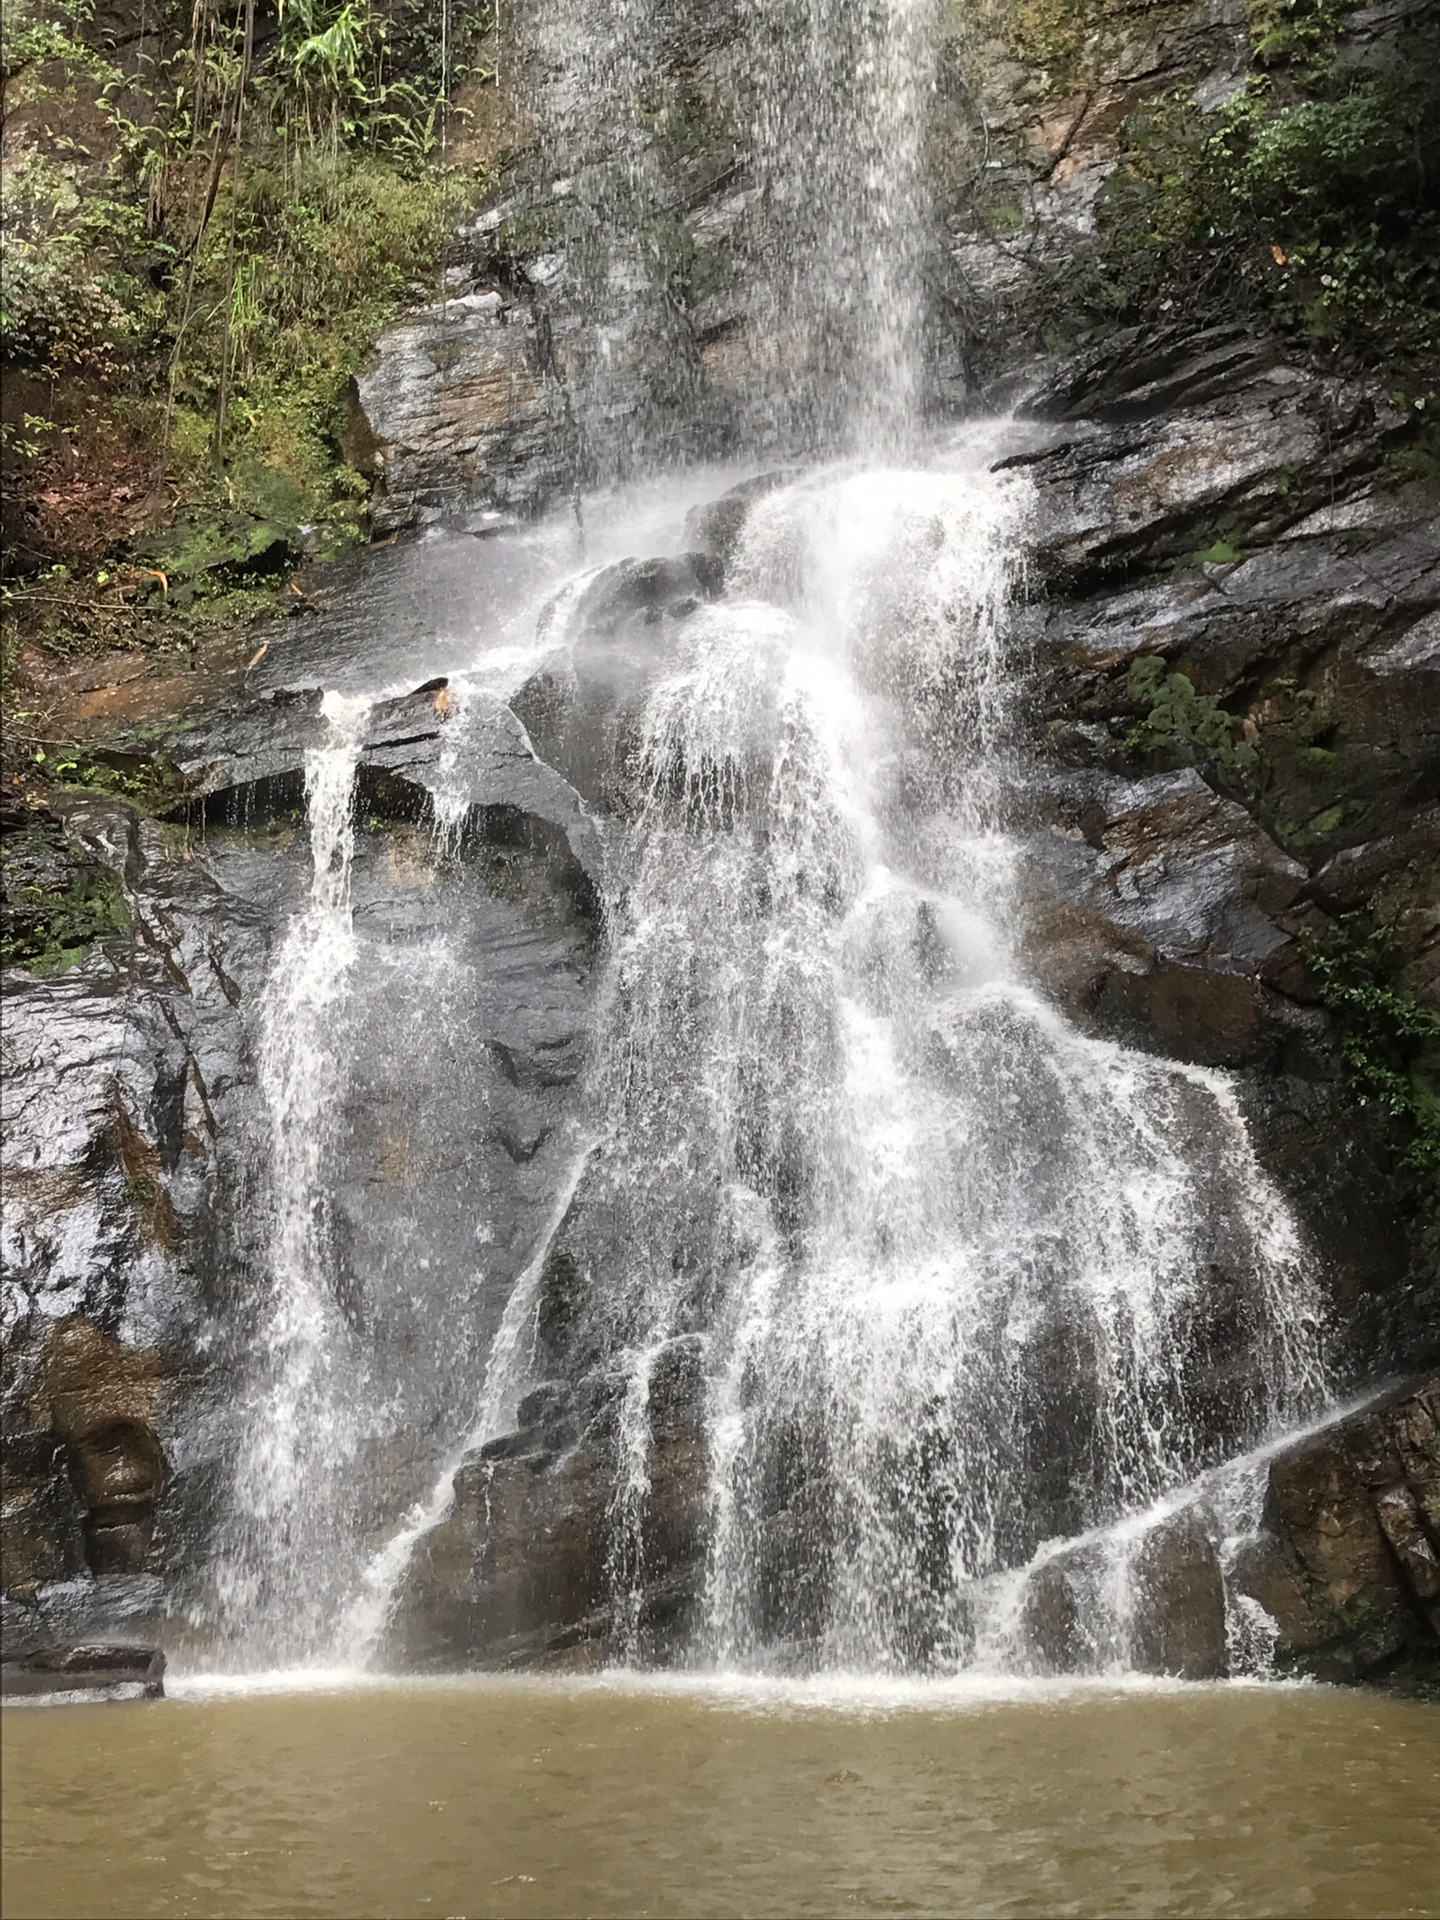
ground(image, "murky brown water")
xmin=3 ymin=1676 xmax=1437 ymax=1919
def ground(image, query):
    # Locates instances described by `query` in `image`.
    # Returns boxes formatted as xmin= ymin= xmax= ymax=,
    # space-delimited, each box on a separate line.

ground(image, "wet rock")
xmin=479 ymin=1379 xmax=577 ymax=1464
xmin=1014 ymin=1543 xmax=1099 ymax=1674
xmin=511 ymin=555 xmax=719 ymax=813
xmin=1021 ymin=325 xmax=1284 ymax=427
xmin=1232 ymin=1374 xmax=1440 ymax=1689
xmin=572 ymin=554 xmax=724 ymax=635
xmin=1228 ymin=1073 xmax=1424 ymax=1382
xmin=5 ymin=1316 xmax=169 ymax=1583
xmin=684 ymin=471 xmax=798 ymax=577
xmin=0 ymin=1431 xmax=87 ymax=1590
xmin=385 ymin=1336 xmax=712 ymax=1671
xmin=176 ymin=678 xmax=604 ymax=902
xmin=1011 ymin=354 xmax=1437 ymax=1372
xmin=385 ymin=1440 xmax=610 ymax=1671
xmin=0 ymin=770 xmax=287 ymax=1634
xmin=356 ymin=291 xmax=571 ymax=533
xmin=1025 ymin=375 xmax=1400 ymax=593
xmin=1034 ymin=502 xmax=1440 ymax=869
xmin=1130 ymin=1511 xmax=1227 ymax=1681
xmin=3 ymin=661 xmax=610 ymax=1645
xmin=1023 ymin=767 xmax=1312 ymax=1069
xmin=0 ymin=804 xmax=129 ymax=974
xmin=641 ymin=1337 xmax=711 ymax=1593
xmin=0 ymin=1641 xmax=165 ymax=1700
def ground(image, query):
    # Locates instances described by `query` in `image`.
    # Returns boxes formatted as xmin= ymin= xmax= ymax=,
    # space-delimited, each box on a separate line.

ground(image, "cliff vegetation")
xmin=0 ymin=0 xmax=496 ymax=671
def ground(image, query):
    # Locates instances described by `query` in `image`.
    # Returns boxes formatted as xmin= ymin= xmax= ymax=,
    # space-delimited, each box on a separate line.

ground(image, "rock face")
xmin=377 ymin=351 xmax=1435 ymax=1677
xmin=1 ymin=658 xmax=606 ymax=1657
xmin=350 ymin=0 xmax=1347 ymax=522
xmin=353 ymin=291 xmax=570 ymax=534
xmin=1234 ymin=1375 xmax=1440 ymax=1691
xmin=7 ymin=347 xmax=1435 ymax=1681
xmin=385 ymin=1335 xmax=711 ymax=1672
xmin=4 ymin=0 xmax=1436 ymax=1691
xmin=0 ymin=1642 xmax=165 ymax=1700
xmin=1009 ymin=325 xmax=1438 ymax=1383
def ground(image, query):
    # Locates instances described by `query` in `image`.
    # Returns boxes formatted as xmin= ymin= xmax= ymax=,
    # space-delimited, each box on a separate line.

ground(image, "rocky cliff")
xmin=2 ymin=0 xmax=1436 ymax=1686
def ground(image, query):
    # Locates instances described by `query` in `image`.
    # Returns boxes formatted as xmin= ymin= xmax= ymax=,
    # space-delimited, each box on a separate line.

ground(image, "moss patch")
xmin=0 ymin=819 xmax=128 ymax=972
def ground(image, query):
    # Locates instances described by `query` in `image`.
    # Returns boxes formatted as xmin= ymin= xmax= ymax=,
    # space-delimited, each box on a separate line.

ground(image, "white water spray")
xmin=215 ymin=693 xmax=372 ymax=1662
xmin=519 ymin=454 xmax=1328 ymax=1673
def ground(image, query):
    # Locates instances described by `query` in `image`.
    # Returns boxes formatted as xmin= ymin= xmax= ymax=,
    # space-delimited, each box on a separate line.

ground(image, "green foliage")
xmin=1006 ymin=0 xmax=1102 ymax=80
xmin=1304 ymin=922 xmax=1440 ymax=1172
xmin=28 ymin=745 xmax=185 ymax=810
xmin=0 ymin=819 xmax=129 ymax=972
xmin=1245 ymin=0 xmax=1349 ymax=66
xmin=0 ymin=28 xmax=157 ymax=380
xmin=159 ymin=146 xmax=451 ymax=525
xmin=1094 ymin=10 xmax=1440 ymax=379
xmin=268 ymin=0 xmax=446 ymax=160
xmin=1124 ymin=658 xmax=1364 ymax=858
xmin=0 ymin=0 xmax=498 ymax=583
xmin=1124 ymin=656 xmax=1258 ymax=773
xmin=1190 ymin=536 xmax=1241 ymax=566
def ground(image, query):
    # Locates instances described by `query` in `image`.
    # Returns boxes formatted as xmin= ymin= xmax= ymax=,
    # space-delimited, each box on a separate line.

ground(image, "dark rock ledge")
xmin=1 ymin=1643 xmax=165 ymax=1701
xmin=1237 ymin=1374 xmax=1440 ymax=1693
xmin=382 ymin=1367 xmax=1440 ymax=1694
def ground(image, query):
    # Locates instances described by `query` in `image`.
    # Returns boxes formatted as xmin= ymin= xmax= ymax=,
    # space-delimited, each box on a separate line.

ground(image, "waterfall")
xmin=213 ymin=0 xmax=1338 ymax=1680
xmin=214 ymin=693 xmax=373 ymax=1663
xmin=743 ymin=0 xmax=935 ymax=450
xmin=521 ymin=454 xmax=1327 ymax=1672
xmin=519 ymin=0 xmax=939 ymax=477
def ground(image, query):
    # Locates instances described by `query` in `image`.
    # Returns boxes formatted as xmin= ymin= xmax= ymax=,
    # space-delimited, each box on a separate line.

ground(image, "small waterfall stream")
xmin=213 ymin=0 xmax=1339 ymax=1678
xmin=216 ymin=693 xmax=373 ymax=1659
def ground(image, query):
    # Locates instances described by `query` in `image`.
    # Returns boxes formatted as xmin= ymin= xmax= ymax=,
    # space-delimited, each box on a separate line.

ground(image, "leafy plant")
xmin=1092 ymin=9 xmax=1440 ymax=380
xmin=1 ymin=0 xmax=498 ymax=608
xmin=1304 ymin=922 xmax=1440 ymax=1171
xmin=1124 ymin=656 xmax=1258 ymax=773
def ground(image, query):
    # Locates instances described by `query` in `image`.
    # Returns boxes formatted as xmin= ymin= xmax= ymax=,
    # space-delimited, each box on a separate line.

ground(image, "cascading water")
xmin=479 ymin=454 xmax=1328 ymax=1674
xmin=742 ymin=0 xmax=935 ymax=449
xmin=214 ymin=0 xmax=1338 ymax=1679
xmin=517 ymin=0 xmax=939 ymax=477
xmin=214 ymin=693 xmax=373 ymax=1661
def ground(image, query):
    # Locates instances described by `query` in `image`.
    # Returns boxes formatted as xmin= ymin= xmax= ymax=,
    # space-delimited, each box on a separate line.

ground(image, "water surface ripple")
xmin=5 ymin=1680 xmax=1438 ymax=1918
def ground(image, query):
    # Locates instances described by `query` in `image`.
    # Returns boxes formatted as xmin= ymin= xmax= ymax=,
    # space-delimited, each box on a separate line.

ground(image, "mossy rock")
xmin=138 ymin=507 xmax=299 ymax=592
xmin=137 ymin=458 xmax=313 ymax=601
xmin=0 ymin=822 xmax=128 ymax=974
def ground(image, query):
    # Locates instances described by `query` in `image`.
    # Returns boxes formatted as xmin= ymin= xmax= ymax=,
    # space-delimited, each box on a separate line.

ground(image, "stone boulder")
xmin=384 ymin=1334 xmax=711 ymax=1671
xmin=0 ymin=1641 xmax=165 ymax=1699
xmin=1232 ymin=1374 xmax=1440 ymax=1691
xmin=1129 ymin=1509 xmax=1228 ymax=1681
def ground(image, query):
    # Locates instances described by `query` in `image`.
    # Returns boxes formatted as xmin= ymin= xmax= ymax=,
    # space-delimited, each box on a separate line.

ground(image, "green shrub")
xmin=1 ymin=0 xmax=496 ymax=568
xmin=1304 ymin=923 xmax=1440 ymax=1172
xmin=1094 ymin=12 xmax=1440 ymax=380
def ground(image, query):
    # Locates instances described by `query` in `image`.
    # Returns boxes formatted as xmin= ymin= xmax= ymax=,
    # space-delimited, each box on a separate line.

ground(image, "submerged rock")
xmin=0 ymin=1642 xmax=165 ymax=1700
